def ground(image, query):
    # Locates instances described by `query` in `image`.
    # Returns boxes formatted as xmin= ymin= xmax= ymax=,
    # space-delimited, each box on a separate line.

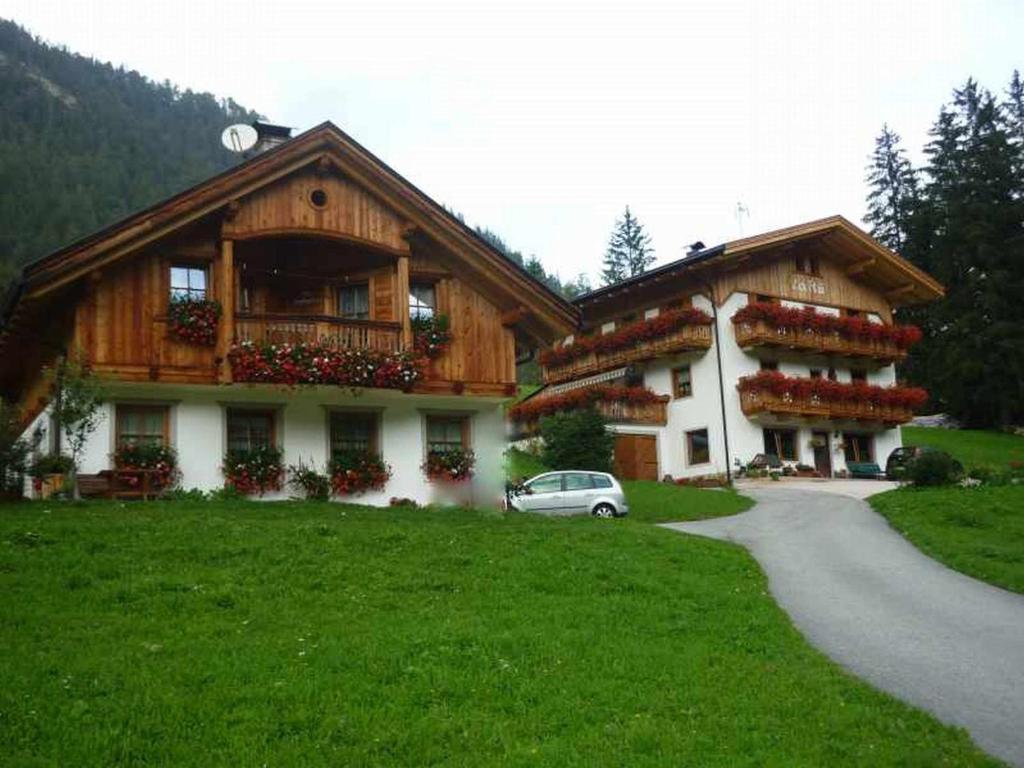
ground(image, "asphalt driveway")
xmin=663 ymin=485 xmax=1024 ymax=766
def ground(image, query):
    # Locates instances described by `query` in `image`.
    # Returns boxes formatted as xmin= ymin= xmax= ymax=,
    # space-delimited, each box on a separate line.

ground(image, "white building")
xmin=513 ymin=218 xmax=943 ymax=481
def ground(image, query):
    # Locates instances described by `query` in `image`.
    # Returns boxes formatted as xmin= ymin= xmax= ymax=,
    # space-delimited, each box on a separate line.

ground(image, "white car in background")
xmin=507 ymin=471 xmax=629 ymax=518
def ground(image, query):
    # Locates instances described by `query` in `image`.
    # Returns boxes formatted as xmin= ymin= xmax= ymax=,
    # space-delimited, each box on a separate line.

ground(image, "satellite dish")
xmin=221 ymin=124 xmax=258 ymax=153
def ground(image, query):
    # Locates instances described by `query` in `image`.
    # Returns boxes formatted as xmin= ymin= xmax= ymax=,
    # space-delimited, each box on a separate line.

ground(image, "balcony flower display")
xmin=167 ymin=296 xmax=222 ymax=346
xmin=736 ymin=370 xmax=929 ymax=410
xmin=540 ymin=308 xmax=713 ymax=367
xmin=732 ymin=302 xmax=923 ymax=349
xmin=222 ymin=445 xmax=285 ymax=496
xmin=412 ymin=314 xmax=452 ymax=359
xmin=423 ymin=448 xmax=475 ymax=483
xmin=228 ymin=340 xmax=423 ymax=390
xmin=113 ymin=443 xmax=180 ymax=489
xmin=508 ymin=385 xmax=663 ymax=422
xmin=328 ymin=450 xmax=392 ymax=495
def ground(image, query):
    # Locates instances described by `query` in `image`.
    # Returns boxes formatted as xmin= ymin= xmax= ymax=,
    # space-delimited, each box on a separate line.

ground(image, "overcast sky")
xmin=3 ymin=0 xmax=1021 ymax=283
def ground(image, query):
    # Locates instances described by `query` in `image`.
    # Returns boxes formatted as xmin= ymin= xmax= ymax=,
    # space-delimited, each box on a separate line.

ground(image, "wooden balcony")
xmin=738 ymin=389 xmax=914 ymax=425
xmin=234 ymin=313 xmax=404 ymax=351
xmin=543 ymin=325 xmax=712 ymax=384
xmin=733 ymin=319 xmax=907 ymax=363
xmin=512 ymin=394 xmax=669 ymax=436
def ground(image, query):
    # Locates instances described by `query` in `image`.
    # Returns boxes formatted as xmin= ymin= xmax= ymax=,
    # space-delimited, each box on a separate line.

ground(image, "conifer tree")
xmin=864 ymin=125 xmax=918 ymax=252
xmin=602 ymin=206 xmax=654 ymax=284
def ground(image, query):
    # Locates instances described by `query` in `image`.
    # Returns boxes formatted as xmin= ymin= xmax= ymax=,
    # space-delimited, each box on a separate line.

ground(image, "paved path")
xmin=663 ymin=485 xmax=1024 ymax=766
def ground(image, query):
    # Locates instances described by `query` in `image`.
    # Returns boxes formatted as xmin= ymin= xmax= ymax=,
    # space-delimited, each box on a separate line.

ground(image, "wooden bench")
xmin=77 ymin=470 xmax=168 ymax=501
xmin=846 ymin=461 xmax=885 ymax=479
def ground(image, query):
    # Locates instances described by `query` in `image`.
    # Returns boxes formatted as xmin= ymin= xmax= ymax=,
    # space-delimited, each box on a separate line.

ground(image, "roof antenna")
xmin=735 ymin=202 xmax=750 ymax=236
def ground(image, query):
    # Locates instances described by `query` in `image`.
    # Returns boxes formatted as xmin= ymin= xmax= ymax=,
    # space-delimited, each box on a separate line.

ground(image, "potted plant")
xmin=288 ymin=459 xmax=331 ymax=501
xmin=167 ymin=296 xmax=222 ymax=346
xmin=29 ymin=453 xmax=76 ymax=499
xmin=221 ymin=445 xmax=284 ymax=496
xmin=112 ymin=443 xmax=180 ymax=491
xmin=423 ymin=448 xmax=475 ymax=483
xmin=328 ymin=450 xmax=392 ymax=496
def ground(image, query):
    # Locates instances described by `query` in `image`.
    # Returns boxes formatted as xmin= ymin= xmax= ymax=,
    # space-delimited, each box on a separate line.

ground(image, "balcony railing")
xmin=543 ymin=325 xmax=712 ymax=384
xmin=733 ymin=319 xmax=907 ymax=363
xmin=234 ymin=313 xmax=404 ymax=352
xmin=509 ymin=388 xmax=669 ymax=435
xmin=738 ymin=389 xmax=915 ymax=425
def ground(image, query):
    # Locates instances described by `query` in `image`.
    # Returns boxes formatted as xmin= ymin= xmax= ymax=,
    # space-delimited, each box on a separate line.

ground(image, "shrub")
xmin=907 ymin=451 xmax=963 ymax=486
xmin=0 ymin=400 xmax=29 ymax=496
xmin=288 ymin=460 xmax=331 ymax=501
xmin=329 ymin=450 xmax=392 ymax=495
xmin=29 ymin=453 xmax=76 ymax=478
xmin=222 ymin=446 xmax=284 ymax=496
xmin=540 ymin=408 xmax=614 ymax=473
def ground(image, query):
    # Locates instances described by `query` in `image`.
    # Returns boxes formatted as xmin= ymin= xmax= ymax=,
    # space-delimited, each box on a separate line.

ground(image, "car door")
xmin=519 ymin=473 xmax=565 ymax=513
xmin=561 ymin=473 xmax=596 ymax=514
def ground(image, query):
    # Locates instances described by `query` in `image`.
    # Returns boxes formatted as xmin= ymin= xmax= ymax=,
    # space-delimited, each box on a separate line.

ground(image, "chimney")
xmin=251 ymin=121 xmax=293 ymax=153
xmin=687 ymin=240 xmax=706 ymax=256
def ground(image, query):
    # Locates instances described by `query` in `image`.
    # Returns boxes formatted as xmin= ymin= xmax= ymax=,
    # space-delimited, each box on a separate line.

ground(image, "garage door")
xmin=613 ymin=434 xmax=659 ymax=481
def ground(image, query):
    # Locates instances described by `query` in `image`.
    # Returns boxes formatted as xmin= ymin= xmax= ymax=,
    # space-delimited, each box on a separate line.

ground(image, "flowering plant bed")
xmin=737 ymin=370 xmax=929 ymax=413
xmin=508 ymin=385 xmax=664 ymax=423
xmin=222 ymin=445 xmax=285 ymax=496
xmin=328 ymin=450 xmax=392 ymax=495
xmin=732 ymin=302 xmax=923 ymax=349
xmin=229 ymin=340 xmax=423 ymax=390
xmin=113 ymin=443 xmax=180 ymax=489
xmin=540 ymin=308 xmax=713 ymax=367
xmin=412 ymin=314 xmax=452 ymax=359
xmin=423 ymin=448 xmax=475 ymax=483
xmin=167 ymin=296 xmax=222 ymax=346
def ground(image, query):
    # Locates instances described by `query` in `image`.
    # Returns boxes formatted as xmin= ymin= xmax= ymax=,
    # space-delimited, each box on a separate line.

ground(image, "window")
xmin=426 ymin=415 xmax=468 ymax=453
xmin=851 ymin=369 xmax=867 ymax=383
xmin=755 ymin=293 xmax=774 ymax=304
xmin=564 ymin=473 xmax=594 ymax=491
xmin=846 ymin=308 xmax=862 ymax=318
xmin=227 ymin=409 xmax=275 ymax=453
xmin=409 ymin=283 xmax=436 ymax=319
xmin=673 ymin=365 xmax=693 ymax=398
xmin=686 ymin=428 xmax=710 ymax=465
xmin=843 ymin=433 xmax=873 ymax=463
xmin=809 ymin=368 xmax=823 ymax=379
xmin=337 ymin=284 xmax=370 ymax=320
xmin=795 ymin=255 xmax=820 ymax=275
xmin=330 ymin=411 xmax=378 ymax=457
xmin=827 ymin=367 xmax=838 ymax=381
xmin=527 ymin=474 xmax=563 ymax=494
xmin=760 ymin=360 xmax=778 ymax=372
xmin=763 ymin=428 xmax=798 ymax=461
xmin=592 ymin=475 xmax=613 ymax=489
xmin=170 ymin=265 xmax=207 ymax=301
xmin=116 ymin=405 xmax=168 ymax=447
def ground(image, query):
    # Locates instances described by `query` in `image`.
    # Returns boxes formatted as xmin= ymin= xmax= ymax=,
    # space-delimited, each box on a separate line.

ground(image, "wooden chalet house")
xmin=0 ymin=122 xmax=576 ymax=504
xmin=510 ymin=218 xmax=943 ymax=481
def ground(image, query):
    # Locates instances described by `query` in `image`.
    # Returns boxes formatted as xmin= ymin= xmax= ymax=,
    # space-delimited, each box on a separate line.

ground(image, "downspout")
xmin=700 ymin=280 xmax=732 ymax=485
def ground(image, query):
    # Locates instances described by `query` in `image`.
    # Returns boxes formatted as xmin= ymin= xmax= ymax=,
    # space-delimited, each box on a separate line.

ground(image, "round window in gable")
xmin=309 ymin=188 xmax=328 ymax=208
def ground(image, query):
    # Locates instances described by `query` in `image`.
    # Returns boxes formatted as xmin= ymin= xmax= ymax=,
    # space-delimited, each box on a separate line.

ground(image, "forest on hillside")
xmin=0 ymin=20 xmax=259 ymax=282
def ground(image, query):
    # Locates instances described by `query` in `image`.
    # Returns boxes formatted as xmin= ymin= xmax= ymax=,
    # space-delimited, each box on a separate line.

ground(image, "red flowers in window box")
xmin=412 ymin=314 xmax=452 ymax=359
xmin=167 ymin=296 xmax=222 ymax=346
xmin=732 ymin=302 xmax=923 ymax=349
xmin=540 ymin=308 xmax=713 ymax=367
xmin=736 ymin=370 xmax=929 ymax=410
xmin=328 ymin=450 xmax=392 ymax=495
xmin=423 ymin=448 xmax=475 ymax=483
xmin=228 ymin=340 xmax=424 ymax=390
xmin=508 ymin=385 xmax=664 ymax=422
xmin=222 ymin=446 xmax=285 ymax=496
xmin=112 ymin=444 xmax=180 ymax=489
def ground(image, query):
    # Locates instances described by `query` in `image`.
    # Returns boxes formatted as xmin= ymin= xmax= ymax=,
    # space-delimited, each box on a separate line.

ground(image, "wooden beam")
xmin=501 ymin=306 xmax=529 ymax=327
xmin=215 ymin=239 xmax=235 ymax=383
xmin=885 ymin=282 xmax=915 ymax=301
xmin=396 ymin=253 xmax=412 ymax=351
xmin=846 ymin=257 xmax=875 ymax=276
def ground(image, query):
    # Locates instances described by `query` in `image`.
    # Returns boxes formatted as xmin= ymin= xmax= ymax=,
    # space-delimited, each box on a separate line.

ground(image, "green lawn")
xmin=872 ymin=485 xmax=1024 ymax=594
xmin=902 ymin=426 xmax=1024 ymax=470
xmin=0 ymin=498 xmax=998 ymax=766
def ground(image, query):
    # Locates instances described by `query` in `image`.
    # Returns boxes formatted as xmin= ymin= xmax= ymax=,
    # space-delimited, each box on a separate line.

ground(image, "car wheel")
xmin=592 ymin=503 xmax=616 ymax=518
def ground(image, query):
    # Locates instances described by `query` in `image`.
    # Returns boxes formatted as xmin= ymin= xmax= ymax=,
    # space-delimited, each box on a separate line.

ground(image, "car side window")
xmin=563 ymin=473 xmax=594 ymax=491
xmin=591 ymin=475 xmax=613 ymax=489
xmin=527 ymin=475 xmax=563 ymax=494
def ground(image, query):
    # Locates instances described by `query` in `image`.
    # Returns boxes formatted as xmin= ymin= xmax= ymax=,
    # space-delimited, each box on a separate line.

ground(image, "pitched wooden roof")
xmin=3 ymin=121 xmax=578 ymax=339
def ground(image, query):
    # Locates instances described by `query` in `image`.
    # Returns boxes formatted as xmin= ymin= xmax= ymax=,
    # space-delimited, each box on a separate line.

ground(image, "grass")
xmin=872 ymin=485 xmax=1024 ymax=594
xmin=902 ymin=426 xmax=1024 ymax=470
xmin=0 ymin=498 xmax=999 ymax=766
xmin=505 ymin=448 xmax=752 ymax=524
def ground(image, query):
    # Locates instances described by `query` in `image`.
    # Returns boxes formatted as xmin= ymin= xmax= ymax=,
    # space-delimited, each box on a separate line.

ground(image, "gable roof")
xmin=574 ymin=215 xmax=944 ymax=308
xmin=3 ymin=121 xmax=578 ymax=339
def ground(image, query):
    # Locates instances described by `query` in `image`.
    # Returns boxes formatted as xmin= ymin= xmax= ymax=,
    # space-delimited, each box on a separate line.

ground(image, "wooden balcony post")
xmin=397 ymin=253 xmax=412 ymax=351
xmin=216 ymin=239 xmax=235 ymax=383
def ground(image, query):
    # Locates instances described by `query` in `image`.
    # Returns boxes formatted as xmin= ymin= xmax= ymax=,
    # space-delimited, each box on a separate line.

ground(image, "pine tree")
xmin=602 ymin=206 xmax=654 ymax=284
xmin=864 ymin=125 xmax=918 ymax=252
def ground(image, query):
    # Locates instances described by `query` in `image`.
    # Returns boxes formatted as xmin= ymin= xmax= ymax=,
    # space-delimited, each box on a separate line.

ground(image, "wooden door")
xmin=613 ymin=434 xmax=659 ymax=481
xmin=812 ymin=431 xmax=832 ymax=477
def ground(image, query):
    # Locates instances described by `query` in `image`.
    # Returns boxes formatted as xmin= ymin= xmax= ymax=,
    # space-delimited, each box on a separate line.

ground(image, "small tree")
xmin=602 ymin=206 xmax=654 ymax=285
xmin=540 ymin=408 xmax=614 ymax=473
xmin=0 ymin=399 xmax=29 ymax=498
xmin=50 ymin=355 xmax=105 ymax=494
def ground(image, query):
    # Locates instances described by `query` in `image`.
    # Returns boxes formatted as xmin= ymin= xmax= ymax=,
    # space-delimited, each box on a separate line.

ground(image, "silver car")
xmin=508 ymin=471 xmax=629 ymax=517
